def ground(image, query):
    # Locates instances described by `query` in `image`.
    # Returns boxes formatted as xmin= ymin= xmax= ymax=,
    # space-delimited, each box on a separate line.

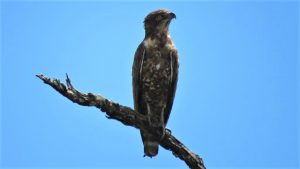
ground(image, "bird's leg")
xmin=157 ymin=105 xmax=166 ymax=140
xmin=146 ymin=103 xmax=152 ymax=127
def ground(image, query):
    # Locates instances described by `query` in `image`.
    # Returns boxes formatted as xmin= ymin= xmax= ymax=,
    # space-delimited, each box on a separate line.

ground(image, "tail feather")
xmin=144 ymin=140 xmax=159 ymax=157
xmin=141 ymin=131 xmax=159 ymax=157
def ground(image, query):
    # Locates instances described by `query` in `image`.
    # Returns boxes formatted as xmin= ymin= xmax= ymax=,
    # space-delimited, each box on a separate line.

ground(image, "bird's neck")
xmin=145 ymin=30 xmax=170 ymax=47
xmin=145 ymin=25 xmax=169 ymax=37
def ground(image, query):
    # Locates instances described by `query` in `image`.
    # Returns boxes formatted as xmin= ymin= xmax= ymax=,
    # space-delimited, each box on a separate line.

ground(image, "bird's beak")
xmin=169 ymin=12 xmax=176 ymax=19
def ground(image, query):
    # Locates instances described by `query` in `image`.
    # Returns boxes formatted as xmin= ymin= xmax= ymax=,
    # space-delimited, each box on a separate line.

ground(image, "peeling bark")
xmin=36 ymin=74 xmax=206 ymax=169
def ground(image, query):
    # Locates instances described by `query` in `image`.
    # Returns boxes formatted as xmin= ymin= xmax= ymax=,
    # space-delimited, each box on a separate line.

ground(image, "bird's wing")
xmin=132 ymin=43 xmax=146 ymax=115
xmin=164 ymin=50 xmax=179 ymax=125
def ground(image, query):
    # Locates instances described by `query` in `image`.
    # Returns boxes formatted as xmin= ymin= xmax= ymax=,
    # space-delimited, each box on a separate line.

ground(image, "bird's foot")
xmin=165 ymin=128 xmax=172 ymax=135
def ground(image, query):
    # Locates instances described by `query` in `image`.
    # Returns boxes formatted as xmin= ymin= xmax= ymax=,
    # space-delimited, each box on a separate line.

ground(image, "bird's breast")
xmin=141 ymin=51 xmax=171 ymax=102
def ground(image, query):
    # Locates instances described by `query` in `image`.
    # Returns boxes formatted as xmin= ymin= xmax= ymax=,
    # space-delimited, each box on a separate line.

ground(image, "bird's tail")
xmin=141 ymin=130 xmax=159 ymax=157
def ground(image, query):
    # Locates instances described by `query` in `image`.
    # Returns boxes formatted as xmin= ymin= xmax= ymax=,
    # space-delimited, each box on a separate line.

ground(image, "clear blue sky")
xmin=1 ymin=1 xmax=298 ymax=169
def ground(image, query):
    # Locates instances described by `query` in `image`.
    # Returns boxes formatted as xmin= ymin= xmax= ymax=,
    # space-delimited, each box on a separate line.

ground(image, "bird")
xmin=132 ymin=9 xmax=179 ymax=157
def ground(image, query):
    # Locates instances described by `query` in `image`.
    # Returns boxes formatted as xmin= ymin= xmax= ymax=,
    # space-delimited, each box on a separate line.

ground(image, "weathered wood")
xmin=36 ymin=74 xmax=206 ymax=169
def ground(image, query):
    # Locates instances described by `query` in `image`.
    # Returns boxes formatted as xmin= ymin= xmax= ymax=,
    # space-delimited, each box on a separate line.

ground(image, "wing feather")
xmin=132 ymin=43 xmax=146 ymax=115
xmin=164 ymin=50 xmax=179 ymax=125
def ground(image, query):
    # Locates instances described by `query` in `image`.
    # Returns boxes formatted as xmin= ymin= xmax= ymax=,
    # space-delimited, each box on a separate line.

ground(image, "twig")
xmin=36 ymin=74 xmax=206 ymax=169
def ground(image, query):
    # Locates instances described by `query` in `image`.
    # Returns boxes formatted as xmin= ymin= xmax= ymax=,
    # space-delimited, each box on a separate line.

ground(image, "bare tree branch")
xmin=36 ymin=74 xmax=206 ymax=169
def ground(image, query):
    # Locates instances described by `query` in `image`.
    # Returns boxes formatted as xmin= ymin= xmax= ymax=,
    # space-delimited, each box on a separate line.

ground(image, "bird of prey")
xmin=132 ymin=9 xmax=179 ymax=157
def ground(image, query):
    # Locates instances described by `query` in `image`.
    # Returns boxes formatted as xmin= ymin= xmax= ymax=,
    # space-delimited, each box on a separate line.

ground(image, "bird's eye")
xmin=156 ymin=15 xmax=162 ymax=21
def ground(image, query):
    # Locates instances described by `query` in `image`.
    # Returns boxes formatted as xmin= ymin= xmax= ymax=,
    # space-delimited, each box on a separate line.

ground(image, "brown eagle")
xmin=132 ymin=9 xmax=179 ymax=157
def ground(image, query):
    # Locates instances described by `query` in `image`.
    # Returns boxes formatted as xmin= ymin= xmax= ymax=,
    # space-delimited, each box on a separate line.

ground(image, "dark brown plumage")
xmin=132 ymin=9 xmax=179 ymax=157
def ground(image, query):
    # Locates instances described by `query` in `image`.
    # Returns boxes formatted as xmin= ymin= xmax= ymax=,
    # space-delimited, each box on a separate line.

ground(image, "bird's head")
xmin=144 ymin=9 xmax=176 ymax=36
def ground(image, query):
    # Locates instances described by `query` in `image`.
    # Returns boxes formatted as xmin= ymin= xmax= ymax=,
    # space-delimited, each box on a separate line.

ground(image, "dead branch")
xmin=36 ymin=74 xmax=206 ymax=169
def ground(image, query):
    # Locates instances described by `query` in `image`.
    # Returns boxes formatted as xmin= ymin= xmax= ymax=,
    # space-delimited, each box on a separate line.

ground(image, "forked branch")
xmin=36 ymin=74 xmax=206 ymax=169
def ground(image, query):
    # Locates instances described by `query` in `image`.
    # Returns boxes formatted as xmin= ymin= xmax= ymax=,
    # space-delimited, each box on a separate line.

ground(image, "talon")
xmin=165 ymin=128 xmax=172 ymax=134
